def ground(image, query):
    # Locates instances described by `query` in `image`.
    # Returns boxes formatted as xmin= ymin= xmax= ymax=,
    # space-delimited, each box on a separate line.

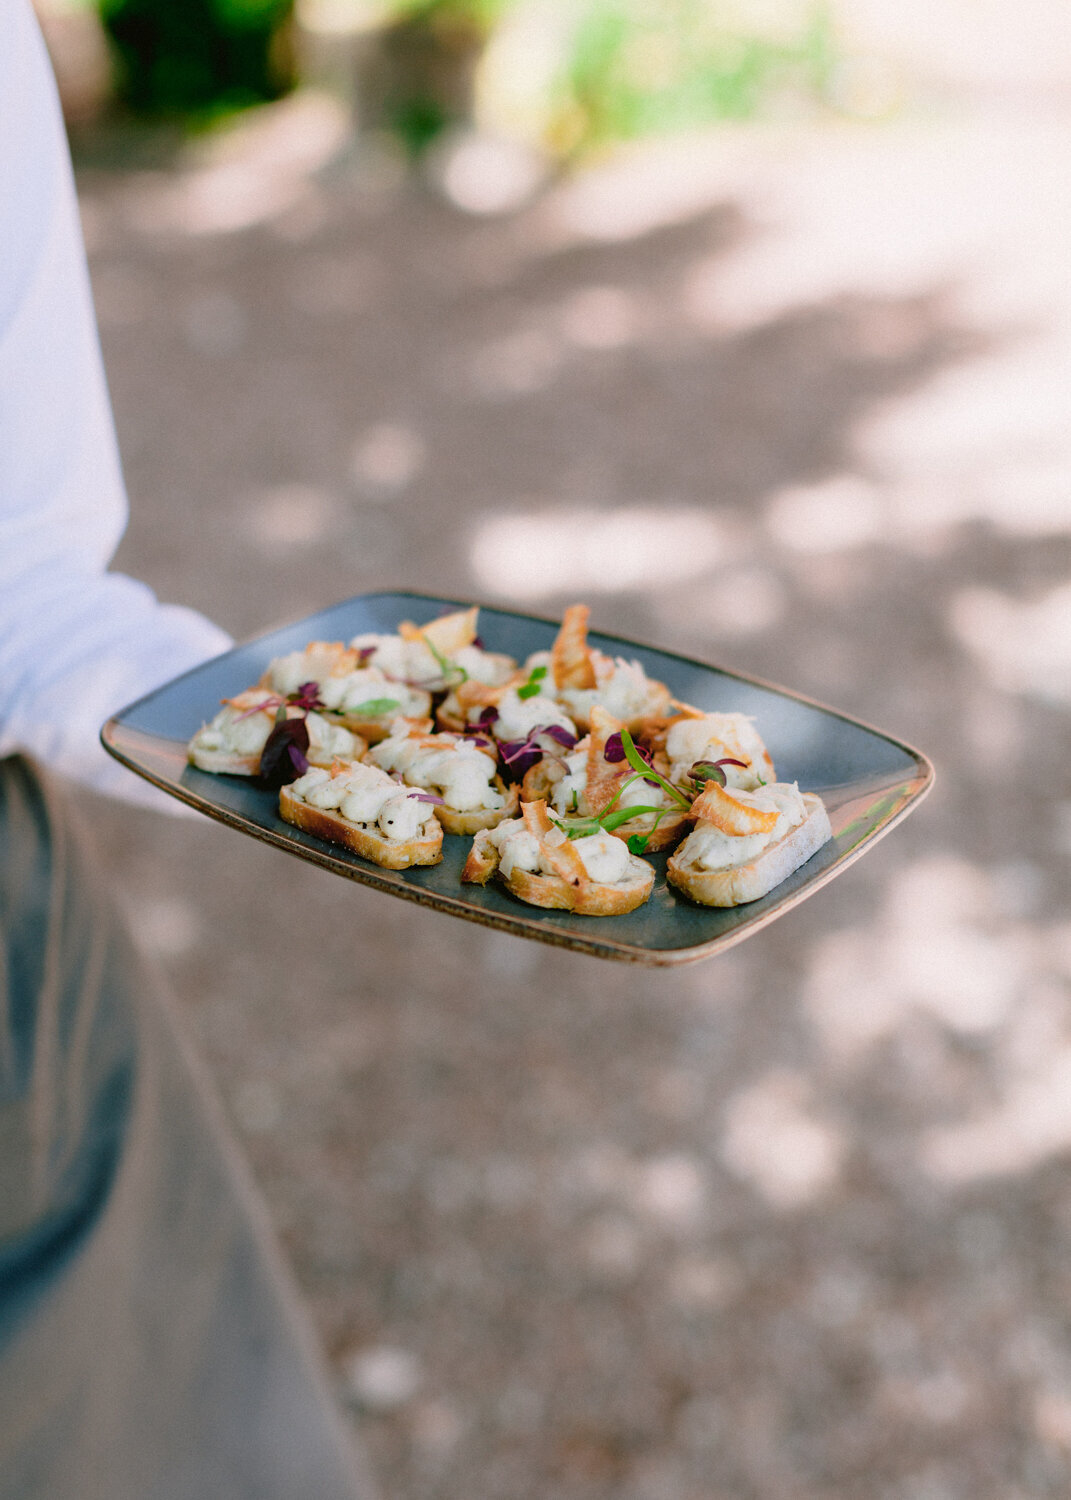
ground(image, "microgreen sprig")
xmin=618 ymin=728 xmax=692 ymax=811
xmin=546 ymin=728 xmax=689 ymax=851
xmin=288 ymin=681 xmax=325 ymax=714
xmin=688 ymin=756 xmax=749 ymax=789
xmin=347 ymin=697 xmax=402 ymax=717
xmin=517 ymin=664 xmax=548 ymax=701
xmin=424 ymin=635 xmax=467 ymax=685
xmin=549 ymin=802 xmax=670 ymax=854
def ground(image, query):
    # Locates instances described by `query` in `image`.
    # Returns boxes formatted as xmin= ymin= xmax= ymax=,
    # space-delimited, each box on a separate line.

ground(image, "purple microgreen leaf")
xmin=689 ymin=756 xmax=749 ymax=789
xmin=287 ymin=742 xmax=309 ymax=774
xmin=259 ymin=717 xmax=311 ymax=787
xmin=288 ymin=681 xmax=324 ymax=713
xmin=472 ymin=634 xmax=485 ymax=650
xmin=497 ymin=723 xmax=577 ymax=781
xmin=355 ymin=646 xmax=376 ymax=667
xmin=497 ymin=741 xmax=543 ymax=779
xmin=540 ymin=723 xmax=577 ymax=749
xmin=603 ymin=730 xmax=651 ymax=765
xmin=409 ymin=791 xmax=445 ymax=805
xmin=233 ymin=695 xmax=281 ymax=722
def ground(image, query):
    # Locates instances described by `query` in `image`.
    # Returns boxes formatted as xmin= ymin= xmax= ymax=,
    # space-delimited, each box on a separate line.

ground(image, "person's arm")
xmin=0 ymin=0 xmax=232 ymax=805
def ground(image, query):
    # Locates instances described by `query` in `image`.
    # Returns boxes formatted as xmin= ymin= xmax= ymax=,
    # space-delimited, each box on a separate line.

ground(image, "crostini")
xmin=657 ymin=707 xmax=777 ymax=793
xmin=278 ymin=762 xmax=443 ymax=869
xmin=521 ymin=705 xmax=691 ymax=852
xmin=364 ymin=723 xmax=519 ymax=835
xmin=666 ymin=779 xmax=831 ymax=906
xmin=260 ymin=640 xmax=432 ymax=742
xmin=350 ymin=606 xmax=516 ymax=695
xmin=188 ymin=691 xmax=364 ymax=776
xmin=462 ymin=798 xmax=655 ymax=915
xmin=443 ymin=669 xmax=579 ymax=777
xmin=548 ymin=604 xmax=671 ymax=731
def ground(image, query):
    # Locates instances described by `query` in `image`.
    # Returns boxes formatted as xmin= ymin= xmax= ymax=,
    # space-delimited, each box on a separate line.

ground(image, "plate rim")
xmin=101 ymin=588 xmax=936 ymax=967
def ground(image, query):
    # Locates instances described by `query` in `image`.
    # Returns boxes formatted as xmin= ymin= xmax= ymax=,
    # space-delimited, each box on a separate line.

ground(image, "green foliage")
xmin=386 ymin=0 xmax=510 ymax=31
xmin=551 ymin=0 xmax=839 ymax=155
xmin=98 ymin=0 xmax=295 ymax=114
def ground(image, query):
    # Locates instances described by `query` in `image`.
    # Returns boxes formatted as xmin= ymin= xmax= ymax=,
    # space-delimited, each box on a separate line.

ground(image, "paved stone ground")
xmin=73 ymin=78 xmax=1071 ymax=1500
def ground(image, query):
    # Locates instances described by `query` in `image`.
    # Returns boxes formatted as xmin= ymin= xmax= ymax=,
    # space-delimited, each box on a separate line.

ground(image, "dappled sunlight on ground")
xmin=950 ymin=581 xmax=1071 ymax=706
xmin=470 ymin=506 xmax=728 ymax=597
xmin=118 ymin=92 xmax=352 ymax=237
xmin=77 ymin=58 xmax=1071 ymax=1497
xmin=804 ymin=855 xmax=1031 ymax=1060
xmin=720 ymin=1068 xmax=847 ymax=1208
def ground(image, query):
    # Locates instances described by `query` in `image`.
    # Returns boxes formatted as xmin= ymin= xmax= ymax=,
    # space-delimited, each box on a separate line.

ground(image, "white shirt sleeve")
xmin=0 ymin=0 xmax=233 ymax=806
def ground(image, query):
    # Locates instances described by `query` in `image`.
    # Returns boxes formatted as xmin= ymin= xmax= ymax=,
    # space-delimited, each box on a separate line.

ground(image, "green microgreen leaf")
xmin=425 ymin=635 xmax=467 ymax=684
xmin=348 ymin=698 xmax=401 ymax=717
xmin=627 ymin=809 xmax=668 ymax=854
xmin=550 ymin=801 xmax=668 ymax=841
xmin=517 ymin=664 xmax=548 ymax=700
xmin=619 ymin=728 xmax=692 ymax=809
xmin=598 ymin=803 xmax=667 ymax=834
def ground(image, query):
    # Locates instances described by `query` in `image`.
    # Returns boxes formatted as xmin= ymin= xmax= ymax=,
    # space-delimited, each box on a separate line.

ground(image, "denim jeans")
xmin=0 ymin=757 xmax=375 ymax=1500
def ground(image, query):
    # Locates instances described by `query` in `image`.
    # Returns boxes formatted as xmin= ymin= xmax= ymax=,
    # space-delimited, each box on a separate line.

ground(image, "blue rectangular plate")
xmin=101 ymin=590 xmax=934 ymax=966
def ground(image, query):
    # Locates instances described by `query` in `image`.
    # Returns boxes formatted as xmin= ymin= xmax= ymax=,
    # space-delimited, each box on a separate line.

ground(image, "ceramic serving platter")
xmin=101 ymin=590 xmax=934 ymax=966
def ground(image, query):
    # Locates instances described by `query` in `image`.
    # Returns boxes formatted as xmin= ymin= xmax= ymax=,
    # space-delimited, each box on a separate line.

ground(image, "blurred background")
xmin=37 ymin=0 xmax=1071 ymax=1495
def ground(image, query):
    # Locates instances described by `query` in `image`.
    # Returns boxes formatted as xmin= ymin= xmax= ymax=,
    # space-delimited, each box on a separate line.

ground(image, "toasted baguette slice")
xmin=188 ymin=695 xmax=365 ymax=777
xmin=363 ymin=727 xmax=520 ymax=834
xmin=667 ymin=793 xmax=831 ymax=906
xmin=330 ymin=699 xmax=433 ymax=744
xmin=462 ymin=802 xmax=655 ymax=916
xmin=188 ymin=743 xmax=263 ymax=776
xmin=279 ymin=784 xmax=442 ymax=869
xmin=521 ymin=707 xmax=690 ymax=853
xmin=520 ymin=757 xmax=689 ymax=853
xmin=435 ymin=782 xmax=519 ymax=836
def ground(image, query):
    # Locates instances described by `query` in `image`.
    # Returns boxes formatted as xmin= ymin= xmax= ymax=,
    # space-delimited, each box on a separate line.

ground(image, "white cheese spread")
xmin=666 ymin=713 xmax=771 ymax=791
xmin=487 ymin=819 xmax=633 ymax=884
xmin=290 ymin=764 xmax=431 ymax=841
xmin=192 ymin=697 xmax=275 ymax=756
xmin=570 ymin=830 xmax=631 ymax=884
xmin=317 ymin=668 xmax=427 ymax=719
xmin=492 ymin=689 xmax=576 ymax=742
xmin=369 ymin=732 xmax=503 ymax=813
xmin=559 ymin=655 xmax=663 ymax=725
xmin=681 ymin=782 xmax=807 ymax=870
xmin=348 ymin=632 xmax=512 ymax=689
